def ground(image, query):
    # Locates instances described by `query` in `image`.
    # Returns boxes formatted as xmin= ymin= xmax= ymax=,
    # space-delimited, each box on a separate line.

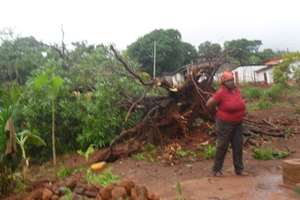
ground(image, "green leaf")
xmin=18 ymin=130 xmax=46 ymax=147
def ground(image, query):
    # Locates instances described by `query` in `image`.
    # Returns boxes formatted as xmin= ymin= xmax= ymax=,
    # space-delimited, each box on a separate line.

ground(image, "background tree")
xmin=224 ymin=39 xmax=262 ymax=65
xmin=127 ymin=29 xmax=196 ymax=75
xmin=181 ymin=42 xmax=198 ymax=65
xmin=0 ymin=34 xmax=48 ymax=84
xmin=273 ymin=52 xmax=300 ymax=85
xmin=198 ymin=41 xmax=222 ymax=62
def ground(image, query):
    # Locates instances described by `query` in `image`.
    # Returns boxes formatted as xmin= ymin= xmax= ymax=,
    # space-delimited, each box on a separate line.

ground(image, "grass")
xmin=252 ymin=148 xmax=289 ymax=160
xmin=202 ymin=144 xmax=216 ymax=159
xmin=85 ymin=169 xmax=120 ymax=186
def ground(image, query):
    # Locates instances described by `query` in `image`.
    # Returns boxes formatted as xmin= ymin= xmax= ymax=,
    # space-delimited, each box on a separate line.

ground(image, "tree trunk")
xmin=52 ymin=99 xmax=56 ymax=166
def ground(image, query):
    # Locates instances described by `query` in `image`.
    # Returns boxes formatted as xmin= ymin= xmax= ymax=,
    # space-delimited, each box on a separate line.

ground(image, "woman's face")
xmin=223 ymin=79 xmax=235 ymax=89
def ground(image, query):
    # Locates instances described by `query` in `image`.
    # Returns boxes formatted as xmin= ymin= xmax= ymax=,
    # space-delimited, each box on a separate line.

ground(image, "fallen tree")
xmin=99 ymin=46 xmax=287 ymax=162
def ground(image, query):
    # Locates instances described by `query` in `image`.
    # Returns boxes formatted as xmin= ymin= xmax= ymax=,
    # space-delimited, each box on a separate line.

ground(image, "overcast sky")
xmin=1 ymin=0 xmax=299 ymax=51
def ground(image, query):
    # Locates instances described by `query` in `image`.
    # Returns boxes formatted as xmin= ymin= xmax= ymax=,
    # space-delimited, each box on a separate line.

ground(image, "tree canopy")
xmin=224 ymin=39 xmax=263 ymax=65
xmin=127 ymin=29 xmax=197 ymax=75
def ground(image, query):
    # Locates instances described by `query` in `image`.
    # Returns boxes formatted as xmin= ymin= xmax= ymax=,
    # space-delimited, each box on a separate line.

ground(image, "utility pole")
xmin=153 ymin=41 xmax=157 ymax=79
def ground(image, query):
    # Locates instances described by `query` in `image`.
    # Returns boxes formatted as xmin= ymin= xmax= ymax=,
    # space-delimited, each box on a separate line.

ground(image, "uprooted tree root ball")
xmin=89 ymin=46 xmax=290 ymax=163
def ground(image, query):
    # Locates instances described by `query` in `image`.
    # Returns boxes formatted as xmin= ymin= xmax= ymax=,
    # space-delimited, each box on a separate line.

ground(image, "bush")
xmin=75 ymin=76 xmax=143 ymax=149
xmin=15 ymin=69 xmax=144 ymax=161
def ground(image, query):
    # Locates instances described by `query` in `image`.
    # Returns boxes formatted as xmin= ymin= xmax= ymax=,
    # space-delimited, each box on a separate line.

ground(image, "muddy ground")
xmin=110 ymin=106 xmax=300 ymax=200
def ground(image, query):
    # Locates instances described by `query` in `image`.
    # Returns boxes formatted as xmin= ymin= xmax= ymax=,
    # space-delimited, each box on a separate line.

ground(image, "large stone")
xmin=25 ymin=188 xmax=43 ymax=200
xmin=148 ymin=192 xmax=160 ymax=200
xmin=42 ymin=188 xmax=54 ymax=200
xmin=84 ymin=189 xmax=98 ymax=198
xmin=73 ymin=194 xmax=85 ymax=200
xmin=118 ymin=180 xmax=135 ymax=195
xmin=50 ymin=195 xmax=59 ymax=200
xmin=130 ymin=185 xmax=148 ymax=200
xmin=95 ymin=194 xmax=103 ymax=200
xmin=100 ymin=184 xmax=114 ymax=200
xmin=282 ymin=159 xmax=300 ymax=186
xmin=111 ymin=186 xmax=127 ymax=199
xmin=65 ymin=178 xmax=77 ymax=190
xmin=74 ymin=185 xmax=86 ymax=195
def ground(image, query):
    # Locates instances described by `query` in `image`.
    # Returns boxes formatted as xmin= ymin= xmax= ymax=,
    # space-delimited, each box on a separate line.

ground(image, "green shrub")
xmin=203 ymin=145 xmax=216 ymax=159
xmin=253 ymin=148 xmax=289 ymax=160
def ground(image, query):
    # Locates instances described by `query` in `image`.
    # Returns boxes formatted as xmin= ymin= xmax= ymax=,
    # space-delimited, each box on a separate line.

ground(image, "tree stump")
xmin=282 ymin=159 xmax=300 ymax=186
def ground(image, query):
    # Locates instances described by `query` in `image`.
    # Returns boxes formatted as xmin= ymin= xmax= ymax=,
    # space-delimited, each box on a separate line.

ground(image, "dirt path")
xmin=112 ymin=135 xmax=300 ymax=200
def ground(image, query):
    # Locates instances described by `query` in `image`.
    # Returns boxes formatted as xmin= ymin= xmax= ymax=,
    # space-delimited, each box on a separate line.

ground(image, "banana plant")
xmin=16 ymin=130 xmax=46 ymax=178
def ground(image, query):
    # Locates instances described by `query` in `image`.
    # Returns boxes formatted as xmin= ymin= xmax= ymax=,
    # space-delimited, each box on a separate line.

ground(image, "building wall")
xmin=231 ymin=66 xmax=266 ymax=83
xmin=256 ymin=68 xmax=273 ymax=84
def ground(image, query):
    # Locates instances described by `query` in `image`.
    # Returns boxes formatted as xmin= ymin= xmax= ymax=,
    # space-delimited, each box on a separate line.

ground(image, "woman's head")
xmin=221 ymin=71 xmax=235 ymax=89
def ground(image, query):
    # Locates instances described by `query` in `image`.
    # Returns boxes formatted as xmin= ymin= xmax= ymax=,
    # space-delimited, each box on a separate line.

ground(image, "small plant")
xmin=57 ymin=167 xmax=73 ymax=179
xmin=16 ymin=130 xmax=46 ymax=167
xmin=253 ymin=148 xmax=289 ymax=160
xmin=85 ymin=169 xmax=120 ymax=186
xmin=175 ymin=182 xmax=185 ymax=200
xmin=77 ymin=144 xmax=95 ymax=161
xmin=203 ymin=145 xmax=216 ymax=159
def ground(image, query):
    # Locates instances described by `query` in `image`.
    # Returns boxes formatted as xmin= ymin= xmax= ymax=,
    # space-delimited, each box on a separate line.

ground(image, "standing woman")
xmin=206 ymin=71 xmax=246 ymax=176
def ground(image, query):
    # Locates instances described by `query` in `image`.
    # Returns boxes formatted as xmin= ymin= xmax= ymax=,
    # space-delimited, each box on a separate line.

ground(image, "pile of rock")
xmin=24 ymin=177 xmax=159 ymax=200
